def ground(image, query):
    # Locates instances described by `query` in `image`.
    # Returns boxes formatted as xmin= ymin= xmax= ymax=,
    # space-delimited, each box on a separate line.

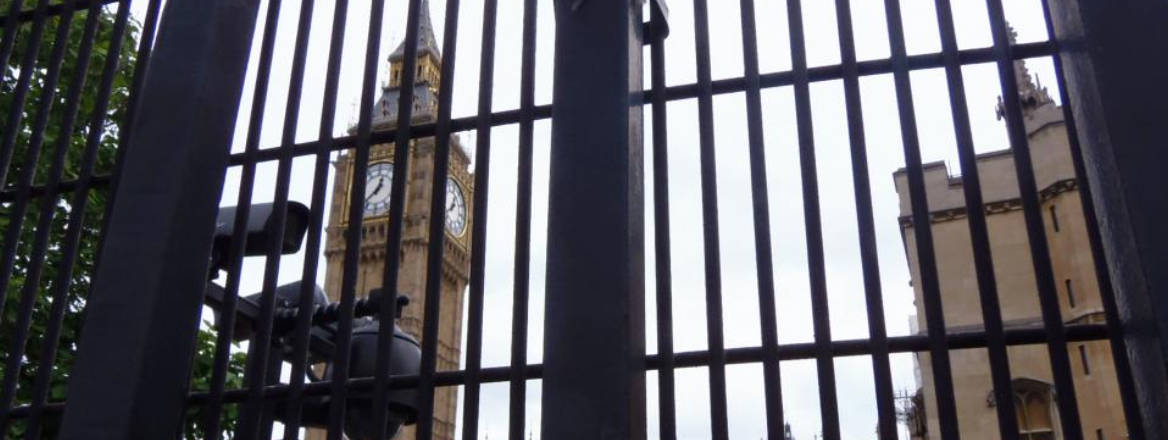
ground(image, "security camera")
xmin=209 ymin=202 xmax=311 ymax=275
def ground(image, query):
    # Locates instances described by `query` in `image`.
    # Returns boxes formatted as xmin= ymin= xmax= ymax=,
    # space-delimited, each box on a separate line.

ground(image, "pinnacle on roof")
xmin=388 ymin=0 xmax=441 ymax=63
xmin=995 ymin=24 xmax=1054 ymax=120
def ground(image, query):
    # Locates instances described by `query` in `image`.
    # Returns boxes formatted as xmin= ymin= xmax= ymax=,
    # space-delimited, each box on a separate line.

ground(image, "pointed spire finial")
xmin=388 ymin=0 xmax=441 ymax=63
xmin=995 ymin=23 xmax=1053 ymax=120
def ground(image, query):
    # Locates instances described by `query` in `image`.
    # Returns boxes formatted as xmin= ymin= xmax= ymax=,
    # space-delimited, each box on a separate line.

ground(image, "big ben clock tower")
xmin=317 ymin=2 xmax=471 ymax=439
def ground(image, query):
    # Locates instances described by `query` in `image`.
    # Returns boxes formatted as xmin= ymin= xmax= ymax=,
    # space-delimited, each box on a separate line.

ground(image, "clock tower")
xmin=318 ymin=2 xmax=471 ymax=439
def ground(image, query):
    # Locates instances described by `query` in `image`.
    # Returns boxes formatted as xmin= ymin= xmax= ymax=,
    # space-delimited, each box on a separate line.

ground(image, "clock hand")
xmin=365 ymin=178 xmax=385 ymax=202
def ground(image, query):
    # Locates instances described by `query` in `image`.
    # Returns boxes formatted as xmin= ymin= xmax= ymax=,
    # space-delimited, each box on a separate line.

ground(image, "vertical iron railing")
xmin=931 ymin=1 xmax=1020 ymax=439
xmin=986 ymin=2 xmax=1083 ymax=438
xmin=542 ymin=1 xmax=646 ymax=439
xmin=1038 ymin=1 xmax=1145 ymax=436
xmin=59 ymin=0 xmax=262 ymax=436
xmin=326 ymin=0 xmax=389 ymax=437
xmin=882 ymin=1 xmax=962 ymax=438
xmin=279 ymin=0 xmax=351 ymax=436
xmin=0 ymin=0 xmax=1163 ymax=439
xmin=205 ymin=0 xmax=285 ymax=435
xmin=833 ymin=0 xmax=898 ymax=437
xmin=459 ymin=0 xmax=499 ymax=437
xmin=690 ymin=0 xmax=730 ymax=437
xmin=788 ymin=0 xmax=843 ymax=437
xmin=1042 ymin=1 xmax=1168 ymax=437
xmin=648 ymin=1 xmax=678 ymax=438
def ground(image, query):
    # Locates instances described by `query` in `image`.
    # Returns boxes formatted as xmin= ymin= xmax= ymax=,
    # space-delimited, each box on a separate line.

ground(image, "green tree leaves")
xmin=0 ymin=3 xmax=244 ymax=438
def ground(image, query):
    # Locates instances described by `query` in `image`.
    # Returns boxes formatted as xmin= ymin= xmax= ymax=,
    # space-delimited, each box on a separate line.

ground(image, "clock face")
xmin=364 ymin=162 xmax=393 ymax=217
xmin=445 ymin=177 xmax=467 ymax=237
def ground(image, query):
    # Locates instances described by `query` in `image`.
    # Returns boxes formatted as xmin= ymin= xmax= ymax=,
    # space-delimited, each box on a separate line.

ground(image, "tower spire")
xmin=388 ymin=0 xmax=440 ymax=63
xmin=372 ymin=0 xmax=443 ymax=129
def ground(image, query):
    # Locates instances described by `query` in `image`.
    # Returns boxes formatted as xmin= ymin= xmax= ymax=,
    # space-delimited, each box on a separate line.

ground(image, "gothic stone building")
xmin=895 ymin=60 xmax=1126 ymax=440
xmin=311 ymin=4 xmax=472 ymax=439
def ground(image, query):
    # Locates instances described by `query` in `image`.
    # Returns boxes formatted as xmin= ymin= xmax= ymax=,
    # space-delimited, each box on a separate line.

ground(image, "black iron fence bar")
xmin=21 ymin=4 xmax=130 ymax=437
xmin=93 ymin=0 xmax=162 ymax=279
xmin=2 ymin=0 xmax=105 ymax=433
xmin=0 ymin=0 xmax=52 ymax=324
xmin=1046 ymin=2 xmax=1168 ymax=434
xmin=417 ymin=0 xmax=468 ymax=437
xmin=1039 ymin=2 xmax=1145 ymax=436
xmin=192 ymin=365 xmax=545 ymax=404
xmin=200 ymin=0 xmax=284 ymax=435
xmin=542 ymin=1 xmax=645 ymax=437
xmin=0 ymin=0 xmax=121 ymax=24
xmin=221 ymin=41 xmax=1056 ymax=170
xmin=235 ymin=0 xmax=318 ymax=436
xmin=985 ymin=1 xmax=1084 ymax=438
xmin=8 ymin=321 xmax=1113 ymax=422
xmin=460 ymin=0 xmax=499 ymax=437
xmin=241 ymin=0 xmax=318 ymax=435
xmin=831 ymin=0 xmax=898 ymax=437
xmin=690 ymin=0 xmax=729 ymax=437
xmin=0 ymin=0 xmax=51 ymax=189
xmin=280 ymin=0 xmax=351 ymax=437
xmin=0 ymin=0 xmax=87 ymax=430
xmin=508 ymin=0 xmax=538 ymax=438
xmin=788 ymin=0 xmax=843 ymax=438
xmin=372 ymin=0 xmax=422 ymax=435
xmin=932 ymin=1 xmax=1020 ymax=439
xmin=3 ymin=0 xmax=81 ymax=203
xmin=882 ymin=0 xmax=961 ymax=438
xmin=227 ymin=106 xmax=550 ymax=166
xmin=59 ymin=0 xmax=261 ymax=434
xmin=110 ymin=0 xmax=162 ymax=165
xmin=325 ymin=0 xmax=387 ymax=436
xmin=0 ymin=175 xmax=111 ymax=201
xmin=736 ymin=1 xmax=784 ymax=438
xmin=196 ymin=323 xmax=1120 ymax=399
xmin=413 ymin=0 xmax=461 ymax=435
xmin=648 ymin=1 xmax=677 ymax=439
xmin=0 ymin=0 xmax=23 ymax=70
xmin=658 ymin=324 xmax=1110 ymax=367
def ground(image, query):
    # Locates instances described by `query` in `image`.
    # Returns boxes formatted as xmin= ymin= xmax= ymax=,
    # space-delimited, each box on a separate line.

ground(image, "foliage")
xmin=0 ymin=2 xmax=245 ymax=438
xmin=186 ymin=322 xmax=249 ymax=439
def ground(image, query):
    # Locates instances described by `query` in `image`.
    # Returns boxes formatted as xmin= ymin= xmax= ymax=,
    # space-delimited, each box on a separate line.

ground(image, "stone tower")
xmin=318 ymin=2 xmax=472 ymax=438
xmin=895 ymin=58 xmax=1126 ymax=439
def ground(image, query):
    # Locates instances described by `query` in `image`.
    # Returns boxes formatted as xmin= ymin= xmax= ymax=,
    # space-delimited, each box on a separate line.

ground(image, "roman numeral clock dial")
xmin=445 ymin=177 xmax=467 ymax=237
xmin=363 ymin=162 xmax=393 ymax=217
xmin=363 ymin=162 xmax=466 ymax=240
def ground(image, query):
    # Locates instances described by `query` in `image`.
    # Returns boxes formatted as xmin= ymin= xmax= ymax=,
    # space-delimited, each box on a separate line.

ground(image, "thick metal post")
xmin=1043 ymin=1 xmax=1168 ymax=437
xmin=57 ymin=0 xmax=260 ymax=438
xmin=542 ymin=1 xmax=646 ymax=439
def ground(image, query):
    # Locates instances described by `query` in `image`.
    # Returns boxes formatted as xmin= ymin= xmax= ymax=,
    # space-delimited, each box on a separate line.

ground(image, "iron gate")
xmin=0 ymin=0 xmax=1167 ymax=439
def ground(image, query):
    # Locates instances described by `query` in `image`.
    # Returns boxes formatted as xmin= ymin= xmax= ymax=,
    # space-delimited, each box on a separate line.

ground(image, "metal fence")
xmin=0 ymin=0 xmax=1166 ymax=439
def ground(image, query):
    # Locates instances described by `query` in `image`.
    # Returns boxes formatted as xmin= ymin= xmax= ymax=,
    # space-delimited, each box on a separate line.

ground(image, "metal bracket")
xmin=642 ymin=0 xmax=670 ymax=44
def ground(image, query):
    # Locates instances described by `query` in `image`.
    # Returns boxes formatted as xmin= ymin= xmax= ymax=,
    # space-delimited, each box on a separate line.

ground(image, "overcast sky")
xmin=131 ymin=0 xmax=1064 ymax=438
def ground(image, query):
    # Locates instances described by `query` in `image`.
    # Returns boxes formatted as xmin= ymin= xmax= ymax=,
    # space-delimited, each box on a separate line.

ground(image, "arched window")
xmin=1014 ymin=379 xmax=1058 ymax=440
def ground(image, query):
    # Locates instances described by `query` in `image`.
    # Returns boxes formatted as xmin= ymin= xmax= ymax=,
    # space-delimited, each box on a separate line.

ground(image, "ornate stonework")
xmin=310 ymin=2 xmax=470 ymax=439
xmin=893 ymin=60 xmax=1126 ymax=440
